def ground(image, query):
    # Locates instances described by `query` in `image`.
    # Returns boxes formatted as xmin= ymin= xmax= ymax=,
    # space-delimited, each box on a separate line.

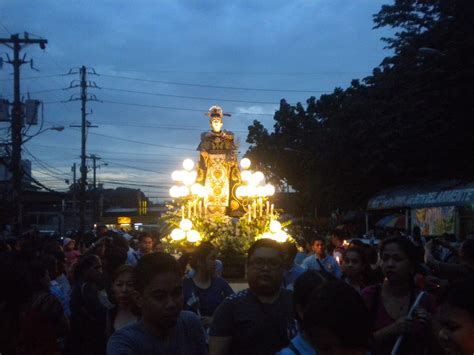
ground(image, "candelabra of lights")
xmin=168 ymin=157 xmax=289 ymax=243
xmin=168 ymin=158 xmax=207 ymax=243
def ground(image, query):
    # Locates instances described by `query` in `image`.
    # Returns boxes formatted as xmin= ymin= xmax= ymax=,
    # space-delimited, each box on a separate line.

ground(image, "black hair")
xmin=247 ymin=238 xmax=284 ymax=261
xmin=138 ymin=232 xmax=154 ymax=243
xmin=309 ymin=236 xmax=325 ymax=246
xmin=103 ymin=235 xmax=129 ymax=276
xmin=190 ymin=242 xmax=216 ymax=270
xmin=73 ymin=253 xmax=101 ymax=284
xmin=439 ymin=278 xmax=474 ymax=318
xmin=293 ymin=271 xmax=327 ymax=323
xmin=343 ymin=246 xmax=368 ymax=266
xmin=302 ymin=281 xmax=371 ymax=350
xmin=134 ymin=252 xmax=180 ymax=293
xmin=380 ymin=236 xmax=419 ymax=267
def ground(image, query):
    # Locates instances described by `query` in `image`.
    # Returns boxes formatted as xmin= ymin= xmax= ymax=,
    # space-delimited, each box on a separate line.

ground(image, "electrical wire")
xmin=99 ymin=99 xmax=274 ymax=116
xmin=100 ymin=86 xmax=281 ymax=105
xmin=69 ymin=128 xmax=196 ymax=151
xmin=99 ymin=73 xmax=327 ymax=93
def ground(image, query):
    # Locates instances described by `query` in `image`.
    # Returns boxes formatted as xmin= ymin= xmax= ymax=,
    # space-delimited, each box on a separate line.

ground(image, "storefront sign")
xmin=117 ymin=216 xmax=131 ymax=225
xmin=368 ymin=188 xmax=474 ymax=210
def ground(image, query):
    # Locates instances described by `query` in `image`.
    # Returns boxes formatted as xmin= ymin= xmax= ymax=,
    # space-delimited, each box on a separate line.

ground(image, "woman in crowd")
xmin=106 ymin=265 xmax=139 ymax=339
xmin=362 ymin=236 xmax=436 ymax=355
xmin=438 ymin=278 xmax=474 ymax=355
xmin=69 ymin=254 xmax=110 ymax=355
xmin=182 ymin=242 xmax=234 ymax=330
xmin=341 ymin=246 xmax=370 ymax=293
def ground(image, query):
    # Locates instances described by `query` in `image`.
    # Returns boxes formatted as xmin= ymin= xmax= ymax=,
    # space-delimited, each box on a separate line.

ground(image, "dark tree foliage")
xmin=246 ymin=0 xmax=474 ymax=215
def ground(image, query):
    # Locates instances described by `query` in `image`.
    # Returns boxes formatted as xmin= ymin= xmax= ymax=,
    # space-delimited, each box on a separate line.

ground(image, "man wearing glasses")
xmin=209 ymin=239 xmax=296 ymax=355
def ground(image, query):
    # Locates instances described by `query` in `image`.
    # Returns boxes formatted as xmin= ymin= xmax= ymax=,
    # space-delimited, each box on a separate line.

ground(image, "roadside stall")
xmin=367 ymin=180 xmax=474 ymax=238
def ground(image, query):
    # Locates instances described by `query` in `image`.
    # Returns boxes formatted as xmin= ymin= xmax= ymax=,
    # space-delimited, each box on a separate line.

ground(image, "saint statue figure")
xmin=196 ymin=106 xmax=242 ymax=216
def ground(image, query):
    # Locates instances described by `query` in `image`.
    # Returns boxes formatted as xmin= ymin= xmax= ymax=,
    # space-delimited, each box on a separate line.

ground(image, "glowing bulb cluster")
xmin=259 ymin=220 xmax=289 ymax=243
xmin=170 ymin=159 xmax=206 ymax=198
xmin=236 ymin=158 xmax=275 ymax=199
xmin=170 ymin=218 xmax=202 ymax=243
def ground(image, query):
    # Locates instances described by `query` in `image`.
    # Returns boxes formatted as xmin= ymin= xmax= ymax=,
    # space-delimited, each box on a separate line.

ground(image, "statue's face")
xmin=211 ymin=119 xmax=223 ymax=133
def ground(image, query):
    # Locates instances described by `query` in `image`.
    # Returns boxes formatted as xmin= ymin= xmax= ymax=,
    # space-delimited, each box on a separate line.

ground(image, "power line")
xmin=99 ymin=99 xmax=274 ymax=116
xmin=70 ymin=128 xmax=196 ymax=151
xmin=103 ymin=160 xmax=168 ymax=175
xmin=99 ymin=73 xmax=328 ymax=93
xmin=100 ymin=86 xmax=281 ymax=105
xmin=0 ymin=73 xmax=68 ymax=82
xmin=28 ymin=143 xmax=185 ymax=158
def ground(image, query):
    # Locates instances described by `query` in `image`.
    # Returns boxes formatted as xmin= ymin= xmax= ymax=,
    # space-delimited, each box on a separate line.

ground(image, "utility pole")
xmin=0 ymin=33 xmax=47 ymax=237
xmin=71 ymin=163 xmax=77 ymax=223
xmin=68 ymin=66 xmax=99 ymax=236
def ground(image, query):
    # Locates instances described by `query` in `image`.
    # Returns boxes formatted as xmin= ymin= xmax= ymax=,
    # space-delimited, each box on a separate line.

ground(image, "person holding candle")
xmin=361 ymin=236 xmax=436 ymax=355
xmin=301 ymin=236 xmax=342 ymax=279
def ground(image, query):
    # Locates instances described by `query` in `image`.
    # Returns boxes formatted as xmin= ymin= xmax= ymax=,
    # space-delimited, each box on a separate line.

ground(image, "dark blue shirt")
xmin=183 ymin=276 xmax=234 ymax=317
xmin=107 ymin=311 xmax=207 ymax=355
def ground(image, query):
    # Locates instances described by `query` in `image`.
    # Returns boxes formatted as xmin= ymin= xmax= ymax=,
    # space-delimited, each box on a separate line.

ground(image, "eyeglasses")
xmin=248 ymin=258 xmax=282 ymax=270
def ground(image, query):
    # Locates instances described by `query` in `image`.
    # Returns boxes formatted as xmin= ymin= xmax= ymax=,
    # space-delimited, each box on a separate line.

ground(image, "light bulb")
xmin=191 ymin=183 xmax=204 ymax=196
xmin=169 ymin=186 xmax=181 ymax=198
xmin=170 ymin=228 xmax=185 ymax=240
xmin=240 ymin=158 xmax=251 ymax=170
xmin=183 ymin=171 xmax=197 ymax=186
xmin=171 ymin=170 xmax=183 ymax=181
xmin=269 ymin=220 xmax=282 ymax=233
xmin=252 ymin=171 xmax=264 ymax=185
xmin=179 ymin=186 xmax=190 ymax=197
xmin=186 ymin=230 xmax=201 ymax=243
xmin=182 ymin=159 xmax=194 ymax=171
xmin=180 ymin=218 xmax=193 ymax=231
xmin=264 ymin=184 xmax=275 ymax=196
xmin=236 ymin=185 xmax=247 ymax=198
xmin=274 ymin=230 xmax=288 ymax=243
xmin=241 ymin=170 xmax=252 ymax=182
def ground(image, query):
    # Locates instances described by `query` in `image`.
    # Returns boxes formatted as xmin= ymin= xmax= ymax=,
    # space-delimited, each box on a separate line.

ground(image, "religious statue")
xmin=196 ymin=106 xmax=243 ymax=216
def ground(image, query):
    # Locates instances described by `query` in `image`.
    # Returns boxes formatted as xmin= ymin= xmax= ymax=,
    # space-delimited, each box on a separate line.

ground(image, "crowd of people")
xmin=0 ymin=224 xmax=473 ymax=354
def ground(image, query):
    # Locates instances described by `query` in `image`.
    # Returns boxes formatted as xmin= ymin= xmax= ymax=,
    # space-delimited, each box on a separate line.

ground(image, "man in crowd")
xmin=301 ymin=236 xmax=342 ymax=279
xmin=127 ymin=232 xmax=154 ymax=266
xmin=209 ymin=239 xmax=296 ymax=355
xmin=107 ymin=252 xmax=207 ymax=354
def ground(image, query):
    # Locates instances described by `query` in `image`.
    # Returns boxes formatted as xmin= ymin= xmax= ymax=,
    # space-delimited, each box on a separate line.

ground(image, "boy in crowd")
xmin=107 ymin=252 xmax=207 ymax=354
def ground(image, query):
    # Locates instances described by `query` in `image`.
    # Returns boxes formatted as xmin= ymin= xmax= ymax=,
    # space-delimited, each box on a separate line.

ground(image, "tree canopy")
xmin=246 ymin=0 xmax=474 ymax=216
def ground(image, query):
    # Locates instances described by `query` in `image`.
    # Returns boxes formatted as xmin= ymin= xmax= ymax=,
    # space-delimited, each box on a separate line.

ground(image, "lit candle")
xmin=188 ymin=202 xmax=191 ymax=219
xmin=248 ymin=205 xmax=252 ymax=222
xmin=181 ymin=205 xmax=185 ymax=219
xmin=258 ymin=198 xmax=263 ymax=217
xmin=266 ymin=201 xmax=270 ymax=216
xmin=198 ymin=200 xmax=202 ymax=217
xmin=270 ymin=203 xmax=274 ymax=218
xmin=252 ymin=201 xmax=257 ymax=219
xmin=193 ymin=200 xmax=197 ymax=217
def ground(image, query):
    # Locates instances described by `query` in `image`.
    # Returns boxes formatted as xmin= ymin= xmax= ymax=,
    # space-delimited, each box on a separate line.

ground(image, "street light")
xmin=22 ymin=125 xmax=65 ymax=143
